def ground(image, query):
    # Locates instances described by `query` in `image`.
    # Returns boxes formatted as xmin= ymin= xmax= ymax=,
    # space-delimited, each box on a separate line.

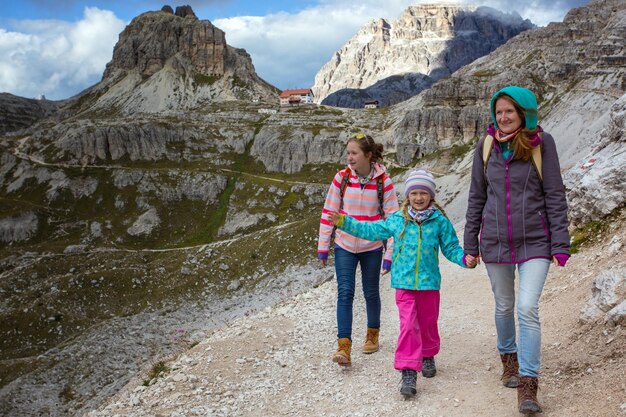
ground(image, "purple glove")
xmin=382 ymin=259 xmax=392 ymax=271
xmin=553 ymin=253 xmax=570 ymax=267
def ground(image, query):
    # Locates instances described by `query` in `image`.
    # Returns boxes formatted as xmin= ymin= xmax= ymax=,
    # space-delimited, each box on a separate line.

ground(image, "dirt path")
xmin=12 ymin=147 xmax=317 ymax=186
xmin=89 ymin=227 xmax=625 ymax=417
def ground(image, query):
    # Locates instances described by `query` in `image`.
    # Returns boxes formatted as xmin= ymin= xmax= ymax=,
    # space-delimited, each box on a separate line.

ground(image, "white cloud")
xmin=0 ymin=7 xmax=125 ymax=100
xmin=473 ymin=0 xmax=589 ymax=27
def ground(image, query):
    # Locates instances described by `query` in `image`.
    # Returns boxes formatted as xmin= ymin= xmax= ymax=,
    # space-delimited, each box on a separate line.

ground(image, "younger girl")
xmin=328 ymin=169 xmax=476 ymax=398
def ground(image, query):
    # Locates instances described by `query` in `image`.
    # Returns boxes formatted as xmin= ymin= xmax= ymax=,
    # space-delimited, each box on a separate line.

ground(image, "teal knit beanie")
xmin=490 ymin=86 xmax=538 ymax=130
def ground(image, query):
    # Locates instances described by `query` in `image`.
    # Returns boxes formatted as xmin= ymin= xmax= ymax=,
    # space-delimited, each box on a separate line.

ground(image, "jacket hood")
xmin=371 ymin=162 xmax=388 ymax=179
xmin=490 ymin=86 xmax=539 ymax=130
xmin=343 ymin=162 xmax=387 ymax=179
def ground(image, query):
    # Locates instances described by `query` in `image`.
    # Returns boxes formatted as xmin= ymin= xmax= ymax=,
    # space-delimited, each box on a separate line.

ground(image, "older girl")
xmin=318 ymin=133 xmax=399 ymax=367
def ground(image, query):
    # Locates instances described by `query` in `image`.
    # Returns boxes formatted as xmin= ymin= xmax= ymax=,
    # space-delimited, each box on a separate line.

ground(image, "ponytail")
xmin=398 ymin=199 xmax=411 ymax=240
xmin=433 ymin=201 xmax=448 ymax=219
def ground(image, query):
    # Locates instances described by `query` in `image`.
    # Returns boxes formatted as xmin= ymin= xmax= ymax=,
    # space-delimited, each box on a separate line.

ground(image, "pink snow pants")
xmin=394 ymin=289 xmax=441 ymax=371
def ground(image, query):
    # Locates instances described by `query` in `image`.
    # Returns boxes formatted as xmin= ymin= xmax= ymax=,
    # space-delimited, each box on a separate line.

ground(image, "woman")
xmin=318 ymin=133 xmax=399 ymax=367
xmin=464 ymin=86 xmax=570 ymax=414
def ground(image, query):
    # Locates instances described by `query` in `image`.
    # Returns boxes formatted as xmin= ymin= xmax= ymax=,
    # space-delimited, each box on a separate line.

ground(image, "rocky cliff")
xmin=103 ymin=5 xmax=223 ymax=79
xmin=565 ymin=93 xmax=626 ymax=225
xmin=77 ymin=5 xmax=278 ymax=114
xmin=321 ymin=73 xmax=435 ymax=108
xmin=312 ymin=5 xmax=534 ymax=107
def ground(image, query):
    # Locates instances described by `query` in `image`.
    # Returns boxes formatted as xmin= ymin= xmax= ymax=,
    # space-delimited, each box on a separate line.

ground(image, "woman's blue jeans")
xmin=485 ymin=259 xmax=551 ymax=378
xmin=334 ymin=246 xmax=382 ymax=340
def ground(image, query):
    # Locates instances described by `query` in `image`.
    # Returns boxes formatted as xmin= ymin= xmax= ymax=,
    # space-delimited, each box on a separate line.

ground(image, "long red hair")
xmin=494 ymin=94 xmax=539 ymax=161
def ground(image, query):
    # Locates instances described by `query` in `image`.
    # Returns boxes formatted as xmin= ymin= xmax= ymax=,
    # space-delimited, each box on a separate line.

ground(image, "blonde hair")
xmin=398 ymin=198 xmax=449 ymax=240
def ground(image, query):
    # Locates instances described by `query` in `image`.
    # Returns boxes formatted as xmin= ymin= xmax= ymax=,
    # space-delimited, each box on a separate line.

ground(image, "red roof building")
xmin=279 ymin=89 xmax=314 ymax=106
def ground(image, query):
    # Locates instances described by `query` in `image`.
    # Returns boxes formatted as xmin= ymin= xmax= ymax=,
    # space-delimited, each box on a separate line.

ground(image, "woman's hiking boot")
xmin=518 ymin=376 xmax=542 ymax=414
xmin=362 ymin=328 xmax=380 ymax=354
xmin=422 ymin=356 xmax=436 ymax=378
xmin=500 ymin=352 xmax=520 ymax=388
xmin=332 ymin=338 xmax=352 ymax=367
xmin=400 ymin=369 xmax=417 ymax=398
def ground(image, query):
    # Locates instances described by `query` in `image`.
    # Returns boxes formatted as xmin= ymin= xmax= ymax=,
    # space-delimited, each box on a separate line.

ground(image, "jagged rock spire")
xmin=103 ymin=7 xmax=225 ymax=78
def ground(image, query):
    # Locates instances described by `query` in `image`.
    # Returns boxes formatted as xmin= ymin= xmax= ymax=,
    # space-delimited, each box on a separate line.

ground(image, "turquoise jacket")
xmin=338 ymin=208 xmax=466 ymax=290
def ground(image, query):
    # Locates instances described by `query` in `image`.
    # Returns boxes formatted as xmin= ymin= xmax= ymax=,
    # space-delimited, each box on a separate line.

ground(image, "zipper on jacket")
xmin=394 ymin=244 xmax=405 ymax=264
xmin=414 ymin=224 xmax=422 ymax=289
xmin=479 ymin=216 xmax=485 ymax=244
xmin=353 ymin=178 xmax=366 ymax=254
xmin=538 ymin=210 xmax=550 ymax=239
xmin=505 ymin=162 xmax=516 ymax=262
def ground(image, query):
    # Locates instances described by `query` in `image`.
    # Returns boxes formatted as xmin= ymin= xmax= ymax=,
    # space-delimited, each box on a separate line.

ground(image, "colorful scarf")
xmin=487 ymin=123 xmax=543 ymax=147
xmin=408 ymin=206 xmax=436 ymax=223
xmin=495 ymin=127 xmax=521 ymax=143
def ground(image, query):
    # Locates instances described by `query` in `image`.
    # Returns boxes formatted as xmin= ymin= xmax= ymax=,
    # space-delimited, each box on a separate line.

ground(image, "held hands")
xmin=464 ymin=254 xmax=480 ymax=268
xmin=463 ymin=255 xmax=567 ymax=268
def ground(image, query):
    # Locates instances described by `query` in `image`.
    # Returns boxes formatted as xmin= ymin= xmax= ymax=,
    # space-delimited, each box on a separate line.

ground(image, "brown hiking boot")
xmin=518 ymin=376 xmax=542 ymax=414
xmin=500 ymin=352 xmax=519 ymax=388
xmin=332 ymin=338 xmax=352 ymax=366
xmin=362 ymin=328 xmax=380 ymax=354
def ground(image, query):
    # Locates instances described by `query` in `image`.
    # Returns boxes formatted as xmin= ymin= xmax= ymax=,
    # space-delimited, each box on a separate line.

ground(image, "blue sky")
xmin=2 ymin=1 xmax=321 ymax=22
xmin=0 ymin=0 xmax=590 ymax=100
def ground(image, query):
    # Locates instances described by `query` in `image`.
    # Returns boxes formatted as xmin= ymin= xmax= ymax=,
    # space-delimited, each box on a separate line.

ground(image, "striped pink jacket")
xmin=318 ymin=163 xmax=399 ymax=268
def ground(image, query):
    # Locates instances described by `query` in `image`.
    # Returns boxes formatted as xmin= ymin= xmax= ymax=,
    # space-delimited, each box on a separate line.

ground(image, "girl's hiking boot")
xmin=400 ymin=369 xmax=417 ymax=398
xmin=518 ymin=376 xmax=542 ymax=414
xmin=422 ymin=357 xmax=436 ymax=378
xmin=332 ymin=338 xmax=352 ymax=367
xmin=500 ymin=352 xmax=520 ymax=388
xmin=362 ymin=328 xmax=380 ymax=354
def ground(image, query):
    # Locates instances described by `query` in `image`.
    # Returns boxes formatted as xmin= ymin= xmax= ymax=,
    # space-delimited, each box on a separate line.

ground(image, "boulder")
xmin=580 ymin=268 xmax=626 ymax=323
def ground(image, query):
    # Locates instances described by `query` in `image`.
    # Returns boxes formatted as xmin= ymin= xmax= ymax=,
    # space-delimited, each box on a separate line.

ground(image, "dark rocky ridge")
xmin=0 ymin=93 xmax=61 ymax=135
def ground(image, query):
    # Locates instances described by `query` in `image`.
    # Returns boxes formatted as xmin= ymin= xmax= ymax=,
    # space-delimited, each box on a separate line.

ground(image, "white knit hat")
xmin=405 ymin=169 xmax=436 ymax=198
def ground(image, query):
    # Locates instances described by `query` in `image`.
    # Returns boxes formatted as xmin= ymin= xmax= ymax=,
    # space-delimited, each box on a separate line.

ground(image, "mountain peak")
xmin=313 ymin=3 xmax=534 ymax=107
xmin=159 ymin=5 xmax=197 ymax=18
xmin=65 ymin=5 xmax=278 ymax=114
xmin=103 ymin=7 xmax=224 ymax=79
